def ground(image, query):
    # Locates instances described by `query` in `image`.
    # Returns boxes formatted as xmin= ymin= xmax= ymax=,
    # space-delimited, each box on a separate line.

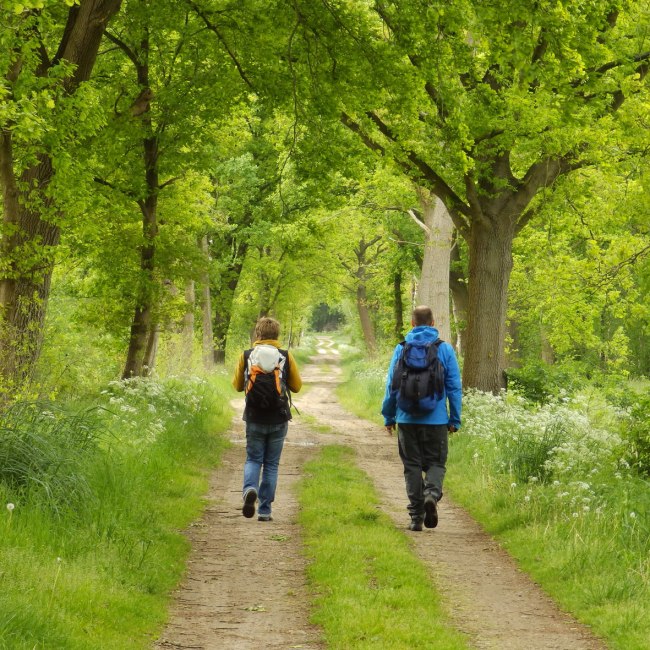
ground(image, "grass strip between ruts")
xmin=297 ymin=445 xmax=469 ymax=650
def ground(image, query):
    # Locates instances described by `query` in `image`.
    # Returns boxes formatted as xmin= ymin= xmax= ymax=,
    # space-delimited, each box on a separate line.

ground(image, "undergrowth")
xmin=0 ymin=373 xmax=233 ymax=649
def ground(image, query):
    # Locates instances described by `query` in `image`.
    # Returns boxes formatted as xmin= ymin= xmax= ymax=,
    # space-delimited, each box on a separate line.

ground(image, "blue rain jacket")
xmin=381 ymin=325 xmax=462 ymax=428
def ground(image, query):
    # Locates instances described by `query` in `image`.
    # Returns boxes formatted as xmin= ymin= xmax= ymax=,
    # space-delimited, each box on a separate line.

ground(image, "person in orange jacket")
xmin=232 ymin=317 xmax=302 ymax=521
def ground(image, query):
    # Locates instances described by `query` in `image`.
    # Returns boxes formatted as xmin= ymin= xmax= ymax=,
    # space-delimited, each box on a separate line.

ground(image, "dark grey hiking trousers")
xmin=397 ymin=423 xmax=448 ymax=519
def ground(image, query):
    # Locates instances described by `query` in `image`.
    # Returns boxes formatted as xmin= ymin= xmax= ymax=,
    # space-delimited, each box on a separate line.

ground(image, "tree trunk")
xmin=199 ymin=236 xmax=214 ymax=371
xmin=181 ymin=279 xmax=195 ymax=366
xmin=449 ymin=232 xmax=468 ymax=358
xmin=143 ymin=322 xmax=159 ymax=376
xmin=393 ymin=271 xmax=404 ymax=342
xmin=213 ymin=255 xmax=245 ymax=364
xmin=0 ymin=0 xmax=122 ymax=391
xmin=357 ymin=284 xmax=377 ymax=355
xmin=413 ymin=191 xmax=453 ymax=342
xmin=122 ymin=132 xmax=159 ymax=378
xmin=506 ymin=317 xmax=521 ymax=368
xmin=540 ymin=324 xmax=555 ymax=365
xmin=463 ymin=217 xmax=515 ymax=392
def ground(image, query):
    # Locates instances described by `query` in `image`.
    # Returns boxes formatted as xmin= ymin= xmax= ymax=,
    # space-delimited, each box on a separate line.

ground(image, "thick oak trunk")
xmin=463 ymin=217 xmax=515 ymax=392
xmin=449 ymin=234 xmax=468 ymax=357
xmin=143 ymin=322 xmax=159 ymax=375
xmin=414 ymin=192 xmax=453 ymax=342
xmin=0 ymin=0 xmax=122 ymax=389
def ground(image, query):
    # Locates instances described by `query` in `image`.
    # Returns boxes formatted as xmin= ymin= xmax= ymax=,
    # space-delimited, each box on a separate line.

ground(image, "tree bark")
xmin=143 ymin=322 xmax=159 ymax=376
xmin=199 ymin=236 xmax=214 ymax=371
xmin=356 ymin=283 xmax=377 ymax=355
xmin=411 ymin=190 xmax=453 ymax=342
xmin=393 ymin=271 xmax=404 ymax=342
xmin=213 ymin=269 xmax=243 ymax=363
xmin=182 ymin=279 xmax=196 ymax=366
xmin=0 ymin=0 xmax=122 ymax=390
xmin=462 ymin=216 xmax=515 ymax=392
xmin=449 ymin=232 xmax=468 ymax=358
xmin=122 ymin=130 xmax=158 ymax=378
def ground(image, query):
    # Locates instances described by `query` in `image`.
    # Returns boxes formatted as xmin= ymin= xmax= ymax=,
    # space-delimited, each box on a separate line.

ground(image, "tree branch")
xmin=184 ymin=0 xmax=254 ymax=90
xmin=93 ymin=176 xmax=138 ymax=200
xmin=340 ymin=112 xmax=385 ymax=154
xmin=158 ymin=175 xmax=181 ymax=190
xmin=365 ymin=111 xmax=472 ymax=220
xmin=407 ymin=208 xmax=430 ymax=235
xmin=104 ymin=31 xmax=140 ymax=70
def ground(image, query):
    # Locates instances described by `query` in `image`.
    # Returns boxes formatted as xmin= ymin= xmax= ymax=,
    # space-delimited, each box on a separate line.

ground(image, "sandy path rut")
xmin=155 ymin=339 xmax=606 ymax=650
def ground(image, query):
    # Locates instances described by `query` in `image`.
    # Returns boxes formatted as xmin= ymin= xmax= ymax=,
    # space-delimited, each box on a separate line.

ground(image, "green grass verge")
xmin=335 ymin=354 xmax=385 ymax=426
xmin=334 ymin=355 xmax=650 ymax=650
xmin=447 ymin=433 xmax=650 ymax=650
xmin=297 ymin=445 xmax=469 ymax=650
xmin=0 ymin=374 xmax=233 ymax=649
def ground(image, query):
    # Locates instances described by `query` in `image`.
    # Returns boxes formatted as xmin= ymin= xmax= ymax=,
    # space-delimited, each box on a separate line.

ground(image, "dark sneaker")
xmin=242 ymin=489 xmax=257 ymax=518
xmin=408 ymin=518 xmax=423 ymax=531
xmin=424 ymin=493 xmax=438 ymax=529
xmin=258 ymin=515 xmax=273 ymax=522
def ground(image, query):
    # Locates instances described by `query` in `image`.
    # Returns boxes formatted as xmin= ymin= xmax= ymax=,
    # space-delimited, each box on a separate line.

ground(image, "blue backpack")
xmin=391 ymin=339 xmax=445 ymax=413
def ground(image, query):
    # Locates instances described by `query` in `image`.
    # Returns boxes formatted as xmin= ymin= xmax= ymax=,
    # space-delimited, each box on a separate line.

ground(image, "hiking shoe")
xmin=423 ymin=493 xmax=438 ymax=529
xmin=242 ymin=489 xmax=257 ymax=518
xmin=258 ymin=514 xmax=273 ymax=522
xmin=408 ymin=518 xmax=423 ymax=532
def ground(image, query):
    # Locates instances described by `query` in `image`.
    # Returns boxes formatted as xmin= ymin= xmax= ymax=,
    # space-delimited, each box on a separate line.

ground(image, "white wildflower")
xmin=630 ymin=512 xmax=637 ymax=519
xmin=6 ymin=503 xmax=14 ymax=512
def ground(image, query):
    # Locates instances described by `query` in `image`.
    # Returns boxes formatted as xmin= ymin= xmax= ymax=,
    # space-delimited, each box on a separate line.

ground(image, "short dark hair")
xmin=412 ymin=305 xmax=434 ymax=326
xmin=254 ymin=317 xmax=280 ymax=340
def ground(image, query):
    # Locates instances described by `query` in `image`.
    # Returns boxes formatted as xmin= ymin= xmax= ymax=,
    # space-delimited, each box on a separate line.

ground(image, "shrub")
xmin=623 ymin=393 xmax=650 ymax=477
xmin=506 ymin=360 xmax=577 ymax=403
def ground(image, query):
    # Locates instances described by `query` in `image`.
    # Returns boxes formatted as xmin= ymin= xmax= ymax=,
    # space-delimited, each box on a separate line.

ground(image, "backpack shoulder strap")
xmin=278 ymin=349 xmax=289 ymax=374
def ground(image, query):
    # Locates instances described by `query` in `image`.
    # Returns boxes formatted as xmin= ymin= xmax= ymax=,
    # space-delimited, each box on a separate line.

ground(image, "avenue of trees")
xmin=1 ymin=0 xmax=649 ymax=400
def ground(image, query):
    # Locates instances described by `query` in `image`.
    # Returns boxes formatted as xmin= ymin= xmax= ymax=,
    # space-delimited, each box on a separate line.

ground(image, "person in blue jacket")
xmin=382 ymin=305 xmax=462 ymax=531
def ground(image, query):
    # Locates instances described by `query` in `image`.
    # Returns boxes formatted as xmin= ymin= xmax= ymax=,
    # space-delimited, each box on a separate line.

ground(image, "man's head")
xmin=254 ymin=316 xmax=281 ymax=341
xmin=412 ymin=305 xmax=434 ymax=327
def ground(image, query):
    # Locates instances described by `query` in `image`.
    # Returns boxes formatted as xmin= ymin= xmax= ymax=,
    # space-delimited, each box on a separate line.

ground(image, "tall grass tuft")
xmin=336 ymin=352 xmax=386 ymax=425
xmin=0 ymin=402 xmax=104 ymax=513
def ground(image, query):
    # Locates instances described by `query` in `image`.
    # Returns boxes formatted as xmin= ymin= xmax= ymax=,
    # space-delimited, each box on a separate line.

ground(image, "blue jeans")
xmin=243 ymin=421 xmax=288 ymax=516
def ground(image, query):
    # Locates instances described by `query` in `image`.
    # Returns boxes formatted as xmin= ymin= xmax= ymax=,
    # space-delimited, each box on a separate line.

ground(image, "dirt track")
xmin=154 ymin=338 xmax=607 ymax=650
